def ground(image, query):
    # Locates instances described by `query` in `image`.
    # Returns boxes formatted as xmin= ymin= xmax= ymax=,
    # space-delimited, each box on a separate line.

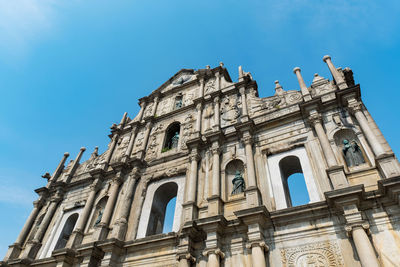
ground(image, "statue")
xmin=94 ymin=209 xmax=103 ymax=226
xmin=231 ymin=171 xmax=245 ymax=195
xmin=171 ymin=132 xmax=179 ymax=148
xmin=175 ymin=98 xmax=182 ymax=109
xmin=342 ymin=139 xmax=365 ymax=167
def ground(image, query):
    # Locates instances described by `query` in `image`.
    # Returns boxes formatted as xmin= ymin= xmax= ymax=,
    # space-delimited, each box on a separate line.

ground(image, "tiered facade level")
xmin=2 ymin=56 xmax=400 ymax=267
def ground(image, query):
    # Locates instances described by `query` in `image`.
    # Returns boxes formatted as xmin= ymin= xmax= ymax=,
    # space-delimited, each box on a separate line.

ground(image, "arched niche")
xmin=224 ymin=159 xmax=245 ymax=199
xmin=162 ymin=122 xmax=181 ymax=152
xmin=54 ymin=213 xmax=79 ymax=250
xmin=333 ymin=129 xmax=369 ymax=170
xmin=88 ymin=196 xmax=108 ymax=230
xmin=136 ymin=176 xmax=185 ymax=239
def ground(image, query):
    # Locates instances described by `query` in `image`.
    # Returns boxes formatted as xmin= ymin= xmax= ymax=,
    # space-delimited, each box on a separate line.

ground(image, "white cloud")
xmin=0 ymin=0 xmax=58 ymax=61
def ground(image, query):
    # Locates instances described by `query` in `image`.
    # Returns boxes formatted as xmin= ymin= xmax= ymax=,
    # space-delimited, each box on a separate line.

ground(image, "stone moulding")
xmin=280 ymin=240 xmax=344 ymax=267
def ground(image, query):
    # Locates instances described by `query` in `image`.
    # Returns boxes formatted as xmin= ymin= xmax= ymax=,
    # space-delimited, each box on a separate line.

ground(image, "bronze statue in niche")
xmin=342 ymin=139 xmax=365 ymax=167
xmin=231 ymin=171 xmax=245 ymax=195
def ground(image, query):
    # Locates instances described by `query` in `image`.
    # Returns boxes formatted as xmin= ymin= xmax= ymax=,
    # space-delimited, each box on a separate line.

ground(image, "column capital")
xmin=189 ymin=152 xmax=201 ymax=162
xmin=242 ymin=135 xmax=253 ymax=145
xmin=202 ymin=248 xmax=225 ymax=259
xmin=308 ymin=113 xmax=322 ymax=127
xmin=210 ymin=143 xmax=220 ymax=155
xmin=176 ymin=253 xmax=196 ymax=262
xmin=33 ymin=199 xmax=45 ymax=208
xmin=89 ymin=178 xmax=102 ymax=191
xmin=347 ymin=100 xmax=363 ymax=114
xmin=246 ymin=241 xmax=269 ymax=252
xmin=345 ymin=222 xmax=370 ymax=237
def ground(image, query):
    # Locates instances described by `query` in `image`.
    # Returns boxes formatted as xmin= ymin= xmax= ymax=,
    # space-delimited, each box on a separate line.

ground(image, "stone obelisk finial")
xmin=323 ymin=55 xmax=346 ymax=89
xmin=293 ymin=67 xmax=311 ymax=101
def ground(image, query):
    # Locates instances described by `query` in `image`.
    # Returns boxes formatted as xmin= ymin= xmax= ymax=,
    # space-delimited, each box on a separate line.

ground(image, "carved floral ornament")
xmin=281 ymin=241 xmax=344 ymax=267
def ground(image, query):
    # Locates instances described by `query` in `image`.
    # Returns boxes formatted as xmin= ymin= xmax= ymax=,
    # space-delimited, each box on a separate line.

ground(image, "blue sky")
xmin=1 ymin=0 xmax=400 ymax=256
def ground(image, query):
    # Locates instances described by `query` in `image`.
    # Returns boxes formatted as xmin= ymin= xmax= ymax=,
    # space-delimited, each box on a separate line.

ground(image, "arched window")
xmin=162 ymin=122 xmax=181 ymax=152
xmin=54 ymin=213 xmax=79 ymax=250
xmin=146 ymin=182 xmax=178 ymax=236
xmin=279 ymin=156 xmax=309 ymax=207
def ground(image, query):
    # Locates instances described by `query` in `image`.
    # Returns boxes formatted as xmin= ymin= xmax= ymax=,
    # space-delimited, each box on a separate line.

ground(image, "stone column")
xmin=242 ymin=134 xmax=261 ymax=206
xmin=22 ymin=195 xmax=61 ymax=259
xmin=243 ymin=135 xmax=256 ymax=187
xmin=215 ymin=72 xmax=221 ymax=92
xmin=208 ymin=142 xmax=222 ymax=216
xmin=47 ymin=152 xmax=70 ymax=187
xmin=67 ymin=178 xmax=101 ymax=248
xmin=308 ymin=113 xmax=337 ymax=167
xmin=199 ymin=77 xmax=205 ymax=98
xmin=204 ymin=249 xmax=224 ymax=267
xmin=187 ymin=152 xmax=200 ymax=203
xmin=195 ymin=103 xmax=202 ymax=133
xmin=64 ymin=147 xmax=86 ymax=183
xmin=322 ymin=55 xmax=346 ymax=89
xmin=151 ymin=95 xmax=160 ymax=117
xmin=239 ymin=87 xmax=248 ymax=116
xmin=4 ymin=199 xmax=43 ymax=260
xmin=293 ymin=67 xmax=312 ymax=101
xmin=211 ymin=143 xmax=220 ymax=197
xmin=34 ymin=198 xmax=59 ymax=243
xmin=92 ymin=173 xmax=123 ymax=241
xmin=137 ymin=101 xmax=146 ymax=122
xmin=308 ymin=112 xmax=348 ymax=188
xmin=104 ymin=135 xmax=118 ymax=167
xmin=249 ymin=242 xmax=268 ymax=267
xmin=213 ymin=96 xmax=220 ymax=130
xmin=122 ymin=126 xmax=138 ymax=162
xmin=111 ymin=168 xmax=139 ymax=240
xmin=183 ymin=151 xmax=200 ymax=222
xmin=345 ymin=224 xmax=379 ymax=267
xmin=348 ymin=100 xmax=385 ymax=157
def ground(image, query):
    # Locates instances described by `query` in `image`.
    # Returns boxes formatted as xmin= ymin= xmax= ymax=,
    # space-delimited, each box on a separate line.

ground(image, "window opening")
xmin=146 ymin=182 xmax=178 ymax=236
xmin=54 ymin=213 xmax=78 ymax=250
xmin=279 ymin=156 xmax=309 ymax=207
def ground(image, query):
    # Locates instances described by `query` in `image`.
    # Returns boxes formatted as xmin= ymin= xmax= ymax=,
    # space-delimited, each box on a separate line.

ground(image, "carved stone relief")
xmin=203 ymin=103 xmax=215 ymax=132
xmin=310 ymin=74 xmax=335 ymax=97
xmin=112 ymin=135 xmax=130 ymax=162
xmin=135 ymin=130 xmax=145 ymax=148
xmin=221 ymin=95 xmax=240 ymax=127
xmin=181 ymin=114 xmax=194 ymax=149
xmin=281 ymin=241 xmax=344 ymax=267
xmin=205 ymin=78 xmax=216 ymax=94
xmin=158 ymin=98 xmax=171 ymax=116
xmin=143 ymin=103 xmax=154 ymax=118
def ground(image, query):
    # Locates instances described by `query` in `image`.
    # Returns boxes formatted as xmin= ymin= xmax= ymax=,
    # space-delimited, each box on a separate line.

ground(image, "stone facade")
xmin=2 ymin=56 xmax=400 ymax=267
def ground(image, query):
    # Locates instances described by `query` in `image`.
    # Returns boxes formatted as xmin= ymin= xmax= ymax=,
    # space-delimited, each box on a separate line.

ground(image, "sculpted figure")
xmin=231 ymin=171 xmax=245 ymax=195
xmin=171 ymin=132 xmax=179 ymax=148
xmin=342 ymin=139 xmax=365 ymax=167
xmin=94 ymin=209 xmax=103 ymax=226
xmin=204 ymin=104 xmax=214 ymax=131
